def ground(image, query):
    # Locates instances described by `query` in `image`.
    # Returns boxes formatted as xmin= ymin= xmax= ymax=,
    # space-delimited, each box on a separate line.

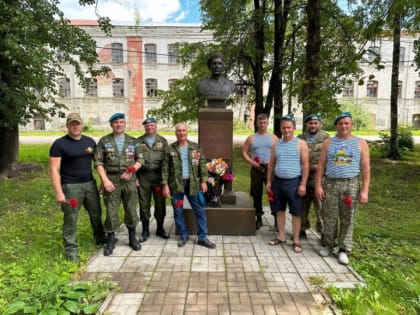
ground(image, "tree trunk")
xmin=252 ymin=0 xmax=266 ymax=132
xmin=267 ymin=0 xmax=291 ymax=138
xmin=0 ymin=124 xmax=19 ymax=179
xmin=302 ymin=0 xmax=321 ymax=126
xmin=387 ymin=13 xmax=402 ymax=160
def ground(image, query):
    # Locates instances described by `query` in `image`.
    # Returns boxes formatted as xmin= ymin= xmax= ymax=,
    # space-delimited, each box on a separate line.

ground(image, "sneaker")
xmin=338 ymin=251 xmax=349 ymax=265
xmin=197 ymin=239 xmax=216 ymax=249
xmin=319 ymin=246 xmax=331 ymax=257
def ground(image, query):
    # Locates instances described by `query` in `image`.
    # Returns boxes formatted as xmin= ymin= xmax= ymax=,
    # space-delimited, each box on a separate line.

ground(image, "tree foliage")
xmin=0 ymin=0 xmax=110 ymax=178
xmin=151 ymin=0 xmax=370 ymax=133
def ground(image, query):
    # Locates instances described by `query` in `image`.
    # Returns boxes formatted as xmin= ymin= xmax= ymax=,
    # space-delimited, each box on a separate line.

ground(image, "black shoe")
xmin=197 ymin=239 xmax=216 ymax=249
xmin=139 ymin=230 xmax=150 ymax=243
xmin=299 ymin=230 xmax=307 ymax=239
xmin=95 ymin=236 xmax=107 ymax=245
xmin=156 ymin=228 xmax=170 ymax=239
xmin=256 ymin=220 xmax=263 ymax=230
xmin=178 ymin=236 xmax=189 ymax=247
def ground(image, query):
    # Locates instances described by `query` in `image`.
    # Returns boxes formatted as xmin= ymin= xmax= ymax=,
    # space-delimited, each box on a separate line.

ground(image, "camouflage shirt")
xmin=161 ymin=141 xmax=208 ymax=196
xmin=94 ymin=133 xmax=140 ymax=173
xmin=135 ymin=133 xmax=168 ymax=172
xmin=298 ymin=130 xmax=330 ymax=187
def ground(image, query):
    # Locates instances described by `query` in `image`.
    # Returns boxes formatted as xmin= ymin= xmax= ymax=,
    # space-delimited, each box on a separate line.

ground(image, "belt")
xmin=140 ymin=168 xmax=161 ymax=173
xmin=107 ymin=170 xmax=125 ymax=175
xmin=274 ymin=176 xmax=300 ymax=181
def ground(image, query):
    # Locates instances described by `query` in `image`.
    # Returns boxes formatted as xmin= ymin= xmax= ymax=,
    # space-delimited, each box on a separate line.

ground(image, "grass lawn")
xmin=0 ymin=142 xmax=419 ymax=314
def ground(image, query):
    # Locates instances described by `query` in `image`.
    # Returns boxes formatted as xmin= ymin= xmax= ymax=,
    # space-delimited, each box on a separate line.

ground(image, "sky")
xmin=58 ymin=0 xmax=202 ymax=25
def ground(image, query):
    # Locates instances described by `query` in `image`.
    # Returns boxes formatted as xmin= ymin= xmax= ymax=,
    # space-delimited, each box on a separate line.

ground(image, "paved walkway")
xmin=80 ymin=207 xmax=364 ymax=315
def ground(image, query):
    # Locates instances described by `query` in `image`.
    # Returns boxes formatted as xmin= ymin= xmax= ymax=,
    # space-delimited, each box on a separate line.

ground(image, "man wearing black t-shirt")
xmin=49 ymin=113 xmax=106 ymax=263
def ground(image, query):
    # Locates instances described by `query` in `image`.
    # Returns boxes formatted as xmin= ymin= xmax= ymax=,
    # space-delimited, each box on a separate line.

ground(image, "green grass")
xmin=1 ymin=142 xmax=419 ymax=314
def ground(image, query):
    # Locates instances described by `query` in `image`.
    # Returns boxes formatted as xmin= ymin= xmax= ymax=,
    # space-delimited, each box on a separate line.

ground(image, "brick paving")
xmin=80 ymin=207 xmax=365 ymax=314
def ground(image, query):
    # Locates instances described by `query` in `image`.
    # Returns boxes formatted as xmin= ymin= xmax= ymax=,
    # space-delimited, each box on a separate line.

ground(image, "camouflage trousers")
xmin=301 ymin=186 xmax=323 ymax=233
xmin=103 ymin=174 xmax=139 ymax=232
xmin=322 ymin=176 xmax=359 ymax=252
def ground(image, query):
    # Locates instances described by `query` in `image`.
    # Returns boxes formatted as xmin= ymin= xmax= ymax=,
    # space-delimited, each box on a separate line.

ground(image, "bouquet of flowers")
xmin=206 ymin=158 xmax=234 ymax=207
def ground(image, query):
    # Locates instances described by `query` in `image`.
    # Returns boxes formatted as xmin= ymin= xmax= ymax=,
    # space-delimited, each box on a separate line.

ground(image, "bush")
xmin=378 ymin=125 xmax=414 ymax=156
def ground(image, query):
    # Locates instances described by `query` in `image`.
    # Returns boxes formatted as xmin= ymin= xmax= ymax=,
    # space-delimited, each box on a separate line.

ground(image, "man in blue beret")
xmin=135 ymin=117 xmax=169 ymax=242
xmin=94 ymin=112 xmax=142 ymax=256
xmin=298 ymin=113 xmax=330 ymax=241
xmin=315 ymin=111 xmax=370 ymax=265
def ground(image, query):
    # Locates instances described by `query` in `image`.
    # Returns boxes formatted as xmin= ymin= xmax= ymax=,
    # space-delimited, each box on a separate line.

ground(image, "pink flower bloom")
xmin=343 ymin=195 xmax=352 ymax=207
xmin=221 ymin=173 xmax=234 ymax=182
xmin=68 ymin=198 xmax=78 ymax=208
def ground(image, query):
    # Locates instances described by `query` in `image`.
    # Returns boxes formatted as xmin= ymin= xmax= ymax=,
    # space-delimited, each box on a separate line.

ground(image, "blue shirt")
xmin=251 ymin=133 xmax=273 ymax=163
xmin=274 ymin=137 xmax=301 ymax=179
xmin=325 ymin=136 xmax=361 ymax=178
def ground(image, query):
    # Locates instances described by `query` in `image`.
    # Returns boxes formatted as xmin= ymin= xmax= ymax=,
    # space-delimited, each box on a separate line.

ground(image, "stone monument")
xmin=182 ymin=52 xmax=255 ymax=235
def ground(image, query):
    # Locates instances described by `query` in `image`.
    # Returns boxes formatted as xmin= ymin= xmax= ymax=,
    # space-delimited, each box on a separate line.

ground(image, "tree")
xmin=0 ymin=0 xmax=109 ymax=179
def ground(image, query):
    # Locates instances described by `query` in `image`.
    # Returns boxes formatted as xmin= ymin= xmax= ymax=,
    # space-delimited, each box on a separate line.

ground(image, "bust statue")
xmin=196 ymin=52 xmax=235 ymax=108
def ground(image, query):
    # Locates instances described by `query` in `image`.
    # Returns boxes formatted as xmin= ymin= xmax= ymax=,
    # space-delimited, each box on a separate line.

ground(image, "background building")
xmin=21 ymin=23 xmax=419 ymax=131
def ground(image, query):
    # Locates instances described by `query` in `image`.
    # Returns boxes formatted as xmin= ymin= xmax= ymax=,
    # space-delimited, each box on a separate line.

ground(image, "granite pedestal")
xmin=182 ymin=192 xmax=255 ymax=235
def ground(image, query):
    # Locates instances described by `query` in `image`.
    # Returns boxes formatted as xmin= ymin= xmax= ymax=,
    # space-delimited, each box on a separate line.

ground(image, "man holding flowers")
xmin=94 ymin=113 xmax=142 ymax=256
xmin=315 ymin=112 xmax=370 ymax=265
xmin=161 ymin=122 xmax=216 ymax=249
xmin=242 ymin=113 xmax=278 ymax=230
xmin=49 ymin=112 xmax=106 ymax=263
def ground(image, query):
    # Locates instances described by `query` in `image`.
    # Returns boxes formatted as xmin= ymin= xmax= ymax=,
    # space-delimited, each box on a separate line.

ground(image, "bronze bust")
xmin=196 ymin=52 xmax=235 ymax=108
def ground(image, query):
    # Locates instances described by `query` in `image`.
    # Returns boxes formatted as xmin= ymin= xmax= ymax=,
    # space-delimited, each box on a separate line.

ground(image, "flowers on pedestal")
xmin=206 ymin=158 xmax=234 ymax=207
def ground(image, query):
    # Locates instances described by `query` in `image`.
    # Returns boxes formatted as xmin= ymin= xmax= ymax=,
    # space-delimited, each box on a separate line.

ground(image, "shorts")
xmin=270 ymin=176 xmax=302 ymax=216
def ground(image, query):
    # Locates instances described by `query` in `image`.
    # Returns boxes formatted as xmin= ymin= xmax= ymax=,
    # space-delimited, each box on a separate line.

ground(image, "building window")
xmin=365 ymin=46 xmax=380 ymax=63
xmin=112 ymin=78 xmax=124 ymax=97
xmin=145 ymin=43 xmax=157 ymax=63
xmin=87 ymin=78 xmax=98 ymax=97
xmin=168 ymin=44 xmax=179 ymax=64
xmin=366 ymin=80 xmax=378 ymax=98
xmin=58 ymin=77 xmax=71 ymax=97
xmin=168 ymin=79 xmax=178 ymax=90
xmin=399 ymin=47 xmax=405 ymax=65
xmin=342 ymin=81 xmax=354 ymax=97
xmin=415 ymin=81 xmax=420 ymax=99
xmin=398 ymin=80 xmax=402 ymax=98
xmin=146 ymin=78 xmax=158 ymax=97
xmin=111 ymin=43 xmax=123 ymax=63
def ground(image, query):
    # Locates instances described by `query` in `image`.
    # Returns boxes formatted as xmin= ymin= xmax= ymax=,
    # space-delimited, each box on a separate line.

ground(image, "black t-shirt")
xmin=49 ymin=135 xmax=96 ymax=184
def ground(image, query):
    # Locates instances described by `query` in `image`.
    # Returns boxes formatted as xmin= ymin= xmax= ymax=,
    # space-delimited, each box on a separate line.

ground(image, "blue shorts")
xmin=270 ymin=176 xmax=302 ymax=216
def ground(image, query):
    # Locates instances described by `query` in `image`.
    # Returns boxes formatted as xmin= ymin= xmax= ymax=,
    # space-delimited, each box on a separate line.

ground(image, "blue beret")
xmin=280 ymin=113 xmax=295 ymax=122
xmin=109 ymin=112 xmax=125 ymax=122
xmin=334 ymin=111 xmax=352 ymax=125
xmin=304 ymin=113 xmax=321 ymax=123
xmin=142 ymin=117 xmax=157 ymax=125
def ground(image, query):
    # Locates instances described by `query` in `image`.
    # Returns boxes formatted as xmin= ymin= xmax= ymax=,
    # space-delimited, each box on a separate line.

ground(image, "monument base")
xmin=182 ymin=192 xmax=255 ymax=235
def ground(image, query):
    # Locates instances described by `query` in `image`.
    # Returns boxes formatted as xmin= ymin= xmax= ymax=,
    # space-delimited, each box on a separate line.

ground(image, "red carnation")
xmin=154 ymin=186 xmax=163 ymax=196
xmin=253 ymin=156 xmax=260 ymax=163
xmin=267 ymin=190 xmax=274 ymax=203
xmin=126 ymin=166 xmax=136 ymax=173
xmin=175 ymin=199 xmax=183 ymax=209
xmin=68 ymin=198 xmax=78 ymax=209
xmin=343 ymin=195 xmax=352 ymax=207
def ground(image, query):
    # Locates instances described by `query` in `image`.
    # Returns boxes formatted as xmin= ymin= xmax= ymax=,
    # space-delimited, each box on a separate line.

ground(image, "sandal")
xmin=268 ymin=238 xmax=286 ymax=246
xmin=292 ymin=243 xmax=303 ymax=253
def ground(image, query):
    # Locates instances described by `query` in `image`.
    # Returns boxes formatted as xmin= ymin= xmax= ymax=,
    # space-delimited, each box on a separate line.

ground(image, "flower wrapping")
xmin=68 ymin=198 xmax=78 ymax=208
xmin=343 ymin=195 xmax=352 ymax=207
